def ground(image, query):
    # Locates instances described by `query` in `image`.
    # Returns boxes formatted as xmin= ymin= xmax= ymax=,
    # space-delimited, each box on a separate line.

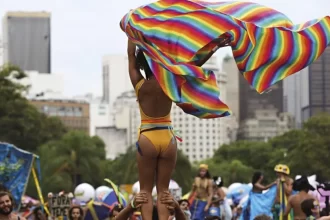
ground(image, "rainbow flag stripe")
xmin=120 ymin=0 xmax=330 ymax=119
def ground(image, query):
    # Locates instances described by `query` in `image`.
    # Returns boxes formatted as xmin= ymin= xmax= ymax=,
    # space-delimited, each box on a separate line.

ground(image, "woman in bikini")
xmin=189 ymin=164 xmax=213 ymax=220
xmin=127 ymin=34 xmax=230 ymax=220
xmin=127 ymin=39 xmax=176 ymax=220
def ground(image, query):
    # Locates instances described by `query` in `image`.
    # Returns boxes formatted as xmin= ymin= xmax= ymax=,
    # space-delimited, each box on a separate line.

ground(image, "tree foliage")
xmin=0 ymin=65 xmax=67 ymax=152
xmin=26 ymin=131 xmax=106 ymax=195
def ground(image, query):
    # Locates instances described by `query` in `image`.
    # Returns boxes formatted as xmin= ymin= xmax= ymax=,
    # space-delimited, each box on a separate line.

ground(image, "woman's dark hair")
xmin=300 ymin=198 xmax=314 ymax=217
xmin=293 ymin=176 xmax=314 ymax=192
xmin=178 ymin=199 xmax=190 ymax=206
xmin=252 ymin=171 xmax=263 ymax=185
xmin=109 ymin=204 xmax=124 ymax=217
xmin=197 ymin=170 xmax=211 ymax=179
xmin=136 ymin=49 xmax=153 ymax=79
xmin=68 ymin=206 xmax=84 ymax=219
xmin=33 ymin=206 xmax=43 ymax=220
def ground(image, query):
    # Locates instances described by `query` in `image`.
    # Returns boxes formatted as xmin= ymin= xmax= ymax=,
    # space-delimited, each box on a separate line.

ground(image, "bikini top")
xmin=134 ymin=79 xmax=171 ymax=122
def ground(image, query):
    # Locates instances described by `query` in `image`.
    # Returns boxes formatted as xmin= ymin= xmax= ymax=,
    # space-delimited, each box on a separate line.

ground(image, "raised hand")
xmin=132 ymin=191 xmax=148 ymax=208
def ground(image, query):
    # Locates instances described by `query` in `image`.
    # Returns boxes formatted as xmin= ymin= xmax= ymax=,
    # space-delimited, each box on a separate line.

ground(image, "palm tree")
xmin=39 ymin=131 xmax=105 ymax=191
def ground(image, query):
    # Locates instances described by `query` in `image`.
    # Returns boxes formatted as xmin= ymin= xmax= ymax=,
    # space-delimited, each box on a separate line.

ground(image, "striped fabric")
xmin=121 ymin=0 xmax=330 ymax=118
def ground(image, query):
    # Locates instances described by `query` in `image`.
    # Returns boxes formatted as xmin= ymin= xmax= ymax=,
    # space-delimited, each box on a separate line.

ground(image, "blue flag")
xmin=0 ymin=143 xmax=34 ymax=210
xmin=240 ymin=185 xmax=277 ymax=220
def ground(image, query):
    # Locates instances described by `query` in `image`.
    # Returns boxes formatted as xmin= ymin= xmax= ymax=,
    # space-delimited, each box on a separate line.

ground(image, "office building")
xmin=18 ymin=71 xmax=64 ymax=98
xmin=102 ymin=55 xmax=131 ymax=105
xmin=73 ymin=94 xmax=111 ymax=136
xmin=283 ymin=68 xmax=309 ymax=128
xmin=223 ymin=57 xmax=293 ymax=140
xmin=0 ymin=36 xmax=3 ymax=66
xmin=302 ymin=46 xmax=330 ymax=122
xmin=30 ymin=98 xmax=90 ymax=134
xmin=3 ymin=12 xmax=51 ymax=73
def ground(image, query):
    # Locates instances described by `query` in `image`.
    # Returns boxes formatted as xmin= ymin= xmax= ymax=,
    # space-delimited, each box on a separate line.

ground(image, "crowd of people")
xmin=0 ymin=163 xmax=329 ymax=220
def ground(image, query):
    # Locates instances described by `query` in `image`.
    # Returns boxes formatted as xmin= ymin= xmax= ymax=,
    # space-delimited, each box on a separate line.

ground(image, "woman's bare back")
xmin=138 ymin=79 xmax=172 ymax=117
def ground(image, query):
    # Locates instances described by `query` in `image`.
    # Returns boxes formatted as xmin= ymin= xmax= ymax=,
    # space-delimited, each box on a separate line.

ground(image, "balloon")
xmin=226 ymin=184 xmax=252 ymax=205
xmin=103 ymin=191 xmax=127 ymax=207
xmin=132 ymin=181 xmax=140 ymax=194
xmin=74 ymin=183 xmax=95 ymax=202
xmin=227 ymin=183 xmax=242 ymax=192
xmin=95 ymin=186 xmax=113 ymax=201
xmin=152 ymin=179 xmax=180 ymax=196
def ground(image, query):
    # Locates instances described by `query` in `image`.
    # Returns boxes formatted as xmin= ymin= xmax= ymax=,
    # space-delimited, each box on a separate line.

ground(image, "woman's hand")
xmin=127 ymin=39 xmax=136 ymax=56
xmin=132 ymin=191 xmax=148 ymax=208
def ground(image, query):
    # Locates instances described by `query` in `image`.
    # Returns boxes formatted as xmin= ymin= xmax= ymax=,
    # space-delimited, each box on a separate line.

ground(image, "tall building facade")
xmin=223 ymin=57 xmax=292 ymax=140
xmin=102 ymin=55 xmax=131 ymax=105
xmin=239 ymin=75 xmax=283 ymax=123
xmin=19 ymin=71 xmax=64 ymax=98
xmin=302 ymin=46 xmax=330 ymax=122
xmin=73 ymin=94 xmax=111 ymax=136
xmin=30 ymin=98 xmax=90 ymax=134
xmin=3 ymin=12 xmax=51 ymax=73
xmin=283 ymin=68 xmax=309 ymax=128
xmin=0 ymin=35 xmax=3 ymax=66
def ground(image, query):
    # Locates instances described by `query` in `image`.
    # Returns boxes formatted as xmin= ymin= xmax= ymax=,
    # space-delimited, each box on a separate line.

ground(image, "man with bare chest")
xmin=0 ymin=191 xmax=26 ymax=220
xmin=284 ymin=176 xmax=316 ymax=220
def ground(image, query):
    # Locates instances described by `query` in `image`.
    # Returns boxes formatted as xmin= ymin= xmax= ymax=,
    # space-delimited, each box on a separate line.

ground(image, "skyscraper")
xmin=2 ymin=12 xmax=51 ymax=73
xmin=302 ymin=46 xmax=330 ymax=121
xmin=239 ymin=76 xmax=283 ymax=123
xmin=223 ymin=57 xmax=292 ymax=141
xmin=102 ymin=55 xmax=130 ymax=106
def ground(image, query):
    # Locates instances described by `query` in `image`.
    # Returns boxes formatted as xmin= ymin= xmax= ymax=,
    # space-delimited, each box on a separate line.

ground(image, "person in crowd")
xmin=254 ymin=214 xmax=272 ymax=220
xmin=0 ymin=191 xmax=26 ymax=220
xmin=127 ymin=39 xmax=179 ymax=220
xmin=252 ymin=171 xmax=277 ymax=193
xmin=32 ymin=206 xmax=46 ymax=220
xmin=177 ymin=199 xmax=191 ymax=220
xmin=212 ymin=176 xmax=232 ymax=219
xmin=189 ymin=164 xmax=213 ymax=220
xmin=109 ymin=204 xmax=124 ymax=219
xmin=301 ymin=198 xmax=330 ymax=220
xmin=68 ymin=206 xmax=84 ymax=220
xmin=273 ymin=164 xmax=294 ymax=219
xmin=284 ymin=176 xmax=316 ymax=220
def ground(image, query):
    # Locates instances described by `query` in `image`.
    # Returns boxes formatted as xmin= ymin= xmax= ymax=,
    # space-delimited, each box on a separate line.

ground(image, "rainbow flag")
xmin=120 ymin=0 xmax=330 ymax=118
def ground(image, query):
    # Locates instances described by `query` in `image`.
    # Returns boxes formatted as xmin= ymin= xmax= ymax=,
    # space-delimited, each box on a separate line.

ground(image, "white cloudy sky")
xmin=0 ymin=0 xmax=329 ymax=96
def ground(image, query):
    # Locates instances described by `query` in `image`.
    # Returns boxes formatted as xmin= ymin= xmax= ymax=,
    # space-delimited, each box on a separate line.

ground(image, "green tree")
xmin=27 ymin=131 xmax=106 ymax=195
xmin=280 ymin=114 xmax=330 ymax=180
xmin=0 ymin=65 xmax=67 ymax=152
